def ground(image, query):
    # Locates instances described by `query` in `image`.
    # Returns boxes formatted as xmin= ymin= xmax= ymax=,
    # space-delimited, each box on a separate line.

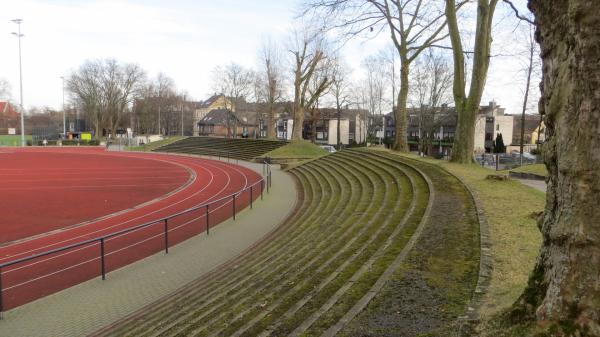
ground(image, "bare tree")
xmin=302 ymin=0 xmax=463 ymax=152
xmin=67 ymin=59 xmax=145 ymax=139
xmin=361 ymin=54 xmax=388 ymax=116
xmin=446 ymin=0 xmax=499 ymax=163
xmin=330 ymin=58 xmax=351 ymax=148
xmin=410 ymin=48 xmax=453 ymax=155
xmin=101 ymin=60 xmax=146 ymax=139
xmin=0 ymin=78 xmax=11 ymax=100
xmin=257 ymin=38 xmax=285 ymax=139
xmin=212 ymin=63 xmax=254 ymax=137
xmin=155 ymin=72 xmax=175 ymax=135
xmin=289 ymin=30 xmax=333 ymax=141
xmin=507 ymin=1 xmax=600 ymax=335
xmin=68 ymin=61 xmax=103 ymax=138
xmin=516 ymin=23 xmax=540 ymax=165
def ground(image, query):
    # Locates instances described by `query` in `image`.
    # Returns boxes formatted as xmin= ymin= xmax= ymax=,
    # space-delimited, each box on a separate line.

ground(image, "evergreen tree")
xmin=494 ymin=133 xmax=505 ymax=153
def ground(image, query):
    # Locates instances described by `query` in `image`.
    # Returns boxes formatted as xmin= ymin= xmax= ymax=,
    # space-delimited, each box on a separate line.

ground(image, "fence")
xmin=474 ymin=153 xmax=542 ymax=171
xmin=0 ymin=161 xmax=272 ymax=315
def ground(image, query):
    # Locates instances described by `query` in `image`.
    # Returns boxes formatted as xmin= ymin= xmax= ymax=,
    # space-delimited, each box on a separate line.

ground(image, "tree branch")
xmin=502 ymin=0 xmax=535 ymax=25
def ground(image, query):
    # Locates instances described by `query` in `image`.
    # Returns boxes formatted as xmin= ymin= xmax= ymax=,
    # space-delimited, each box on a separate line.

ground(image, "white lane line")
xmin=0 ymin=156 xmax=234 ymax=264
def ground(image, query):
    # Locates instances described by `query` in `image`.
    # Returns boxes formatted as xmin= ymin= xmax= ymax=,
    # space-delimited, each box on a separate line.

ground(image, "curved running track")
xmin=0 ymin=147 xmax=263 ymax=310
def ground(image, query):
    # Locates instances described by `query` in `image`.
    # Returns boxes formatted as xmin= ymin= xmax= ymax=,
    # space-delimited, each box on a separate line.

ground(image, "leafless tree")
xmin=257 ymin=38 xmax=285 ymax=139
xmin=0 ymin=78 xmax=11 ymax=100
xmin=67 ymin=59 xmax=145 ymax=139
xmin=212 ymin=63 xmax=254 ymax=137
xmin=330 ymin=58 xmax=352 ymax=148
xmin=361 ymin=54 xmax=388 ymax=116
xmin=302 ymin=0 xmax=464 ymax=152
xmin=155 ymin=72 xmax=176 ymax=135
xmin=410 ymin=48 xmax=453 ymax=155
xmin=68 ymin=61 xmax=104 ymax=138
xmin=446 ymin=0 xmax=499 ymax=163
xmin=516 ymin=22 xmax=540 ymax=165
xmin=289 ymin=29 xmax=333 ymax=141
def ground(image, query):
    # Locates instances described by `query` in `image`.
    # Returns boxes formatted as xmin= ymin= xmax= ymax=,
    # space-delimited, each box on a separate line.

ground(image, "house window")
xmin=496 ymin=124 xmax=500 ymax=131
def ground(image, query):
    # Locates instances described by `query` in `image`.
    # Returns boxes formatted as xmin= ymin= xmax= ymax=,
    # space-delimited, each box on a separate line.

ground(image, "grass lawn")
xmin=265 ymin=140 xmax=328 ymax=159
xmin=0 ymin=135 xmax=32 ymax=146
xmin=126 ymin=136 xmax=186 ymax=151
xmin=509 ymin=164 xmax=548 ymax=177
xmin=370 ymin=148 xmax=545 ymax=320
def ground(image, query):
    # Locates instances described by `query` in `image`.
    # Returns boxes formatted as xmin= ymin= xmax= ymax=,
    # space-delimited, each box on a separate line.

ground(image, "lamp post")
xmin=11 ymin=19 xmax=25 ymax=147
xmin=60 ymin=76 xmax=66 ymax=138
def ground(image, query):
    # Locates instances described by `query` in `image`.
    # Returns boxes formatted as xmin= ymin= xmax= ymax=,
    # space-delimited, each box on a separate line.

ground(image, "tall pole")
xmin=157 ymin=87 xmax=161 ymax=135
xmin=61 ymin=76 xmax=66 ymax=137
xmin=181 ymin=94 xmax=185 ymax=136
xmin=12 ymin=19 xmax=25 ymax=147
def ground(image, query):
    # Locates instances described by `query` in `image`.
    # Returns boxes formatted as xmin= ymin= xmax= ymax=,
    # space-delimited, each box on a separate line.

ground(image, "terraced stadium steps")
xmin=96 ymin=150 xmax=478 ymax=337
xmin=154 ymin=137 xmax=286 ymax=161
xmin=95 ymin=149 xmax=480 ymax=337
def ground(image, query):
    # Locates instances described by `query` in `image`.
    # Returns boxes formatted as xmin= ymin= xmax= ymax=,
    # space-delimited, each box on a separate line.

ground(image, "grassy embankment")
xmin=265 ymin=140 xmax=328 ymax=159
xmin=374 ymin=149 xmax=545 ymax=331
xmin=126 ymin=136 xmax=186 ymax=152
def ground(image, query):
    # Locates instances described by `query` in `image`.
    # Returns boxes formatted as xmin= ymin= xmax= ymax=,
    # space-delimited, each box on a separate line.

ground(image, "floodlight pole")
xmin=12 ymin=19 xmax=25 ymax=147
xmin=61 ymin=76 xmax=66 ymax=137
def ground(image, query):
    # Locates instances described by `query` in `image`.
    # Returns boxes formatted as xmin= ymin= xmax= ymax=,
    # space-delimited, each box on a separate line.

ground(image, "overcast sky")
xmin=0 ymin=0 xmax=538 ymax=116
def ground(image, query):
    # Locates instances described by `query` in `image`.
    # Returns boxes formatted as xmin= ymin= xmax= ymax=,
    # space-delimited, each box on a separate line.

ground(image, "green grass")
xmin=509 ymin=164 xmax=548 ymax=177
xmin=0 ymin=135 xmax=32 ymax=146
xmin=371 ymin=148 xmax=545 ymax=319
xmin=265 ymin=140 xmax=328 ymax=159
xmin=126 ymin=136 xmax=186 ymax=151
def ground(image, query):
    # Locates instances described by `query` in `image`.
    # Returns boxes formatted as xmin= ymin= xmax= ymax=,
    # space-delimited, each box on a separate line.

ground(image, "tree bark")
xmin=267 ymin=103 xmax=276 ymax=139
xmin=447 ymin=0 xmax=497 ymax=163
xmin=393 ymin=63 xmax=410 ymax=151
xmin=513 ymin=1 xmax=600 ymax=335
xmin=292 ymin=104 xmax=304 ymax=140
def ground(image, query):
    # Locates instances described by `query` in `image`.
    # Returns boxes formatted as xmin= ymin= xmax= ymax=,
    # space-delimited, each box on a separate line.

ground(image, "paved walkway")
xmin=517 ymin=178 xmax=547 ymax=193
xmin=0 ymin=160 xmax=297 ymax=337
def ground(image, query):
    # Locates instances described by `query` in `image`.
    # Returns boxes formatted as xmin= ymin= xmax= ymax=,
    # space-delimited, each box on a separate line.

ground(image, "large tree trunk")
xmin=447 ymin=0 xmax=497 ymax=163
xmin=393 ymin=63 xmax=410 ymax=152
xmin=267 ymin=103 xmax=276 ymax=139
xmin=513 ymin=1 xmax=600 ymax=335
xmin=292 ymin=104 xmax=304 ymax=140
xmin=451 ymin=98 xmax=478 ymax=163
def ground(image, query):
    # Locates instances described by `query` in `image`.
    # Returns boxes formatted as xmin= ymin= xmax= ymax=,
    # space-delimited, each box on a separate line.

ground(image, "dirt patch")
xmin=341 ymin=159 xmax=480 ymax=336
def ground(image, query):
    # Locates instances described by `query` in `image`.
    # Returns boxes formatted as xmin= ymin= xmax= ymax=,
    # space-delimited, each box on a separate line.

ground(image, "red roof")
xmin=0 ymin=101 xmax=18 ymax=119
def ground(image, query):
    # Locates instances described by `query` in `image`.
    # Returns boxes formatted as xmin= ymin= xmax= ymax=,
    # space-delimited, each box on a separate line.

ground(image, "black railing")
xmin=0 ymin=161 xmax=273 ymax=316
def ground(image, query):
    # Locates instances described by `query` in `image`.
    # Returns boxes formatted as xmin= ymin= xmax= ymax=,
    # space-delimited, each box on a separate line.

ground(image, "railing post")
xmin=269 ymin=170 xmax=272 ymax=189
xmin=0 ymin=266 xmax=3 ymax=319
xmin=232 ymin=194 xmax=236 ymax=220
xmin=164 ymin=219 xmax=169 ymax=254
xmin=250 ymin=186 xmax=253 ymax=209
xmin=206 ymin=204 xmax=210 ymax=235
xmin=261 ymin=180 xmax=264 ymax=200
xmin=100 ymin=238 xmax=106 ymax=280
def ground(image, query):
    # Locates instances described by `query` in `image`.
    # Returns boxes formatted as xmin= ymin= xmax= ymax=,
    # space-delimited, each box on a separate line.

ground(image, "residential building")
xmin=383 ymin=101 xmax=514 ymax=154
xmin=275 ymin=108 xmax=367 ymax=145
xmin=197 ymin=108 xmax=258 ymax=138
xmin=193 ymin=95 xmax=233 ymax=136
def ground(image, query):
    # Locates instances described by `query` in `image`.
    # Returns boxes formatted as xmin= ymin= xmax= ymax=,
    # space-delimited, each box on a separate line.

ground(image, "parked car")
xmin=320 ymin=145 xmax=337 ymax=153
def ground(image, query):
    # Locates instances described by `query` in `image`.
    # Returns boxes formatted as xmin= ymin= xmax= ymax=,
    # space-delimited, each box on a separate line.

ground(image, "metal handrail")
xmin=0 ymin=167 xmax=272 ymax=315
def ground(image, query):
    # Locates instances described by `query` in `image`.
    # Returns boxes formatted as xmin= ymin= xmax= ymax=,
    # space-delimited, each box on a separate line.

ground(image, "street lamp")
xmin=60 ymin=76 xmax=66 ymax=137
xmin=11 ymin=19 xmax=25 ymax=147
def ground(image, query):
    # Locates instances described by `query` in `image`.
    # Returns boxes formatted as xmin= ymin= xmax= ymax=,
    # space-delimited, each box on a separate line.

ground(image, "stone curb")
xmin=508 ymin=171 xmax=546 ymax=181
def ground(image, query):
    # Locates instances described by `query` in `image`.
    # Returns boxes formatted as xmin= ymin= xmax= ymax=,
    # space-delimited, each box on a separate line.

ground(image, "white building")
xmin=474 ymin=101 xmax=514 ymax=153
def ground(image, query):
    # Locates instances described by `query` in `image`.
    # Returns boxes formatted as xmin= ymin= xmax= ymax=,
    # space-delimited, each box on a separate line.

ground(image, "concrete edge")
xmin=89 ymin=155 xmax=302 ymax=336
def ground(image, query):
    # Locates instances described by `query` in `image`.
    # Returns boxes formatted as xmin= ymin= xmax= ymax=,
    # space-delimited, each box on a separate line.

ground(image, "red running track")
xmin=0 ymin=147 xmax=263 ymax=310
